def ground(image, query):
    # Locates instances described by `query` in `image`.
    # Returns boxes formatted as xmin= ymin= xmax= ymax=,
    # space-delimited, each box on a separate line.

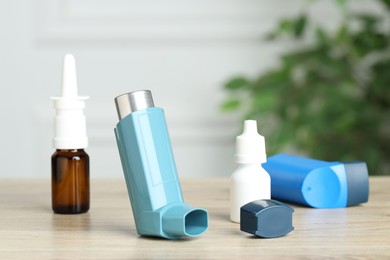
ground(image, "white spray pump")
xmin=51 ymin=54 xmax=89 ymax=149
xmin=230 ymin=120 xmax=271 ymax=223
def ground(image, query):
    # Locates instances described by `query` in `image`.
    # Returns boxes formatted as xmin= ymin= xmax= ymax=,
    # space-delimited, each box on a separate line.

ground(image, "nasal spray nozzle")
xmin=51 ymin=54 xmax=89 ymax=149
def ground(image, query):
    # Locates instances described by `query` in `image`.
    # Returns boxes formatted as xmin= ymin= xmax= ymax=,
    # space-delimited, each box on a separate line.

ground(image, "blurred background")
xmin=0 ymin=0 xmax=388 ymax=178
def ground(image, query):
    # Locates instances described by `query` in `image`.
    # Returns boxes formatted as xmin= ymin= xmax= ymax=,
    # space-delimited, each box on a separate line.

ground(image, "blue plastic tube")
xmin=262 ymin=154 xmax=369 ymax=208
xmin=114 ymin=90 xmax=208 ymax=239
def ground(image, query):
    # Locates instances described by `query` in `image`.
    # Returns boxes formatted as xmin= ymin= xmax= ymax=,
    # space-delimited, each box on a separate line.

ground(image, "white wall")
xmin=0 ymin=0 xmax=378 ymax=178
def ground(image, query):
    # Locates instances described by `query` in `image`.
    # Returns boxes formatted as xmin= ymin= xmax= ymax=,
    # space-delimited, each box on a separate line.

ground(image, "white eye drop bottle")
xmin=230 ymin=120 xmax=271 ymax=223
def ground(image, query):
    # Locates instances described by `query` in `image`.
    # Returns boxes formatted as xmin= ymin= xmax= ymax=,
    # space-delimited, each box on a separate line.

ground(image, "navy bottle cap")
xmin=240 ymin=199 xmax=294 ymax=238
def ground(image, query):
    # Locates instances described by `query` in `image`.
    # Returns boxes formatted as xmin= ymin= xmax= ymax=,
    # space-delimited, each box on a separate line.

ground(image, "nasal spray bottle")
xmin=114 ymin=90 xmax=208 ymax=239
xmin=230 ymin=120 xmax=271 ymax=223
xmin=51 ymin=54 xmax=89 ymax=214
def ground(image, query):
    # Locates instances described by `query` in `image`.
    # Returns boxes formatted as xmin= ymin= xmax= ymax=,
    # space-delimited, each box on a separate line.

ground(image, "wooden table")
xmin=0 ymin=177 xmax=389 ymax=259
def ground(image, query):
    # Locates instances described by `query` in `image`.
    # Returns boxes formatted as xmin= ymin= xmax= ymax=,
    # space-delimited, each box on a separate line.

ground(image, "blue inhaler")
xmin=262 ymin=154 xmax=369 ymax=208
xmin=114 ymin=90 xmax=208 ymax=239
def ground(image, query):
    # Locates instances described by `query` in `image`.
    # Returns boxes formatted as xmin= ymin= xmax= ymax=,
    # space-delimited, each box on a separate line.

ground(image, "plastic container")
xmin=230 ymin=120 xmax=271 ymax=223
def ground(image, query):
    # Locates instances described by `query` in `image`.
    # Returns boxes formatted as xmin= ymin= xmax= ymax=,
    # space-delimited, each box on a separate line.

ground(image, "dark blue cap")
xmin=240 ymin=199 xmax=294 ymax=238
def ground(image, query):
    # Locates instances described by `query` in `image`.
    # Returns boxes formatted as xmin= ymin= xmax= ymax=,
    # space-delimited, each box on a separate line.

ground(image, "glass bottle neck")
xmin=56 ymin=149 xmax=85 ymax=153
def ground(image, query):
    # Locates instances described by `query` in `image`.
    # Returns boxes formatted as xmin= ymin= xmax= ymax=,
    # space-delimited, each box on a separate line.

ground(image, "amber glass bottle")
xmin=52 ymin=149 xmax=89 ymax=214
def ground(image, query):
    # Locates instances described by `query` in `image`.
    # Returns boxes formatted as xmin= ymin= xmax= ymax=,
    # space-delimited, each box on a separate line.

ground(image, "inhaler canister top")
xmin=115 ymin=90 xmax=155 ymax=120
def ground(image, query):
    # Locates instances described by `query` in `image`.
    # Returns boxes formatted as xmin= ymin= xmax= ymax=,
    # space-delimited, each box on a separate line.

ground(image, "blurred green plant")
xmin=222 ymin=0 xmax=390 ymax=175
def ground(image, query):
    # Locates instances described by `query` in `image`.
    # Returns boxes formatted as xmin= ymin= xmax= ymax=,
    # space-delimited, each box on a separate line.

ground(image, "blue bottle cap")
xmin=240 ymin=199 xmax=294 ymax=238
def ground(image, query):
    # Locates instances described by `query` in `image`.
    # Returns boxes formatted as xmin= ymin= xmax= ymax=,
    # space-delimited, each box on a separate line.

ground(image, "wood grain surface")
xmin=0 ymin=177 xmax=389 ymax=259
